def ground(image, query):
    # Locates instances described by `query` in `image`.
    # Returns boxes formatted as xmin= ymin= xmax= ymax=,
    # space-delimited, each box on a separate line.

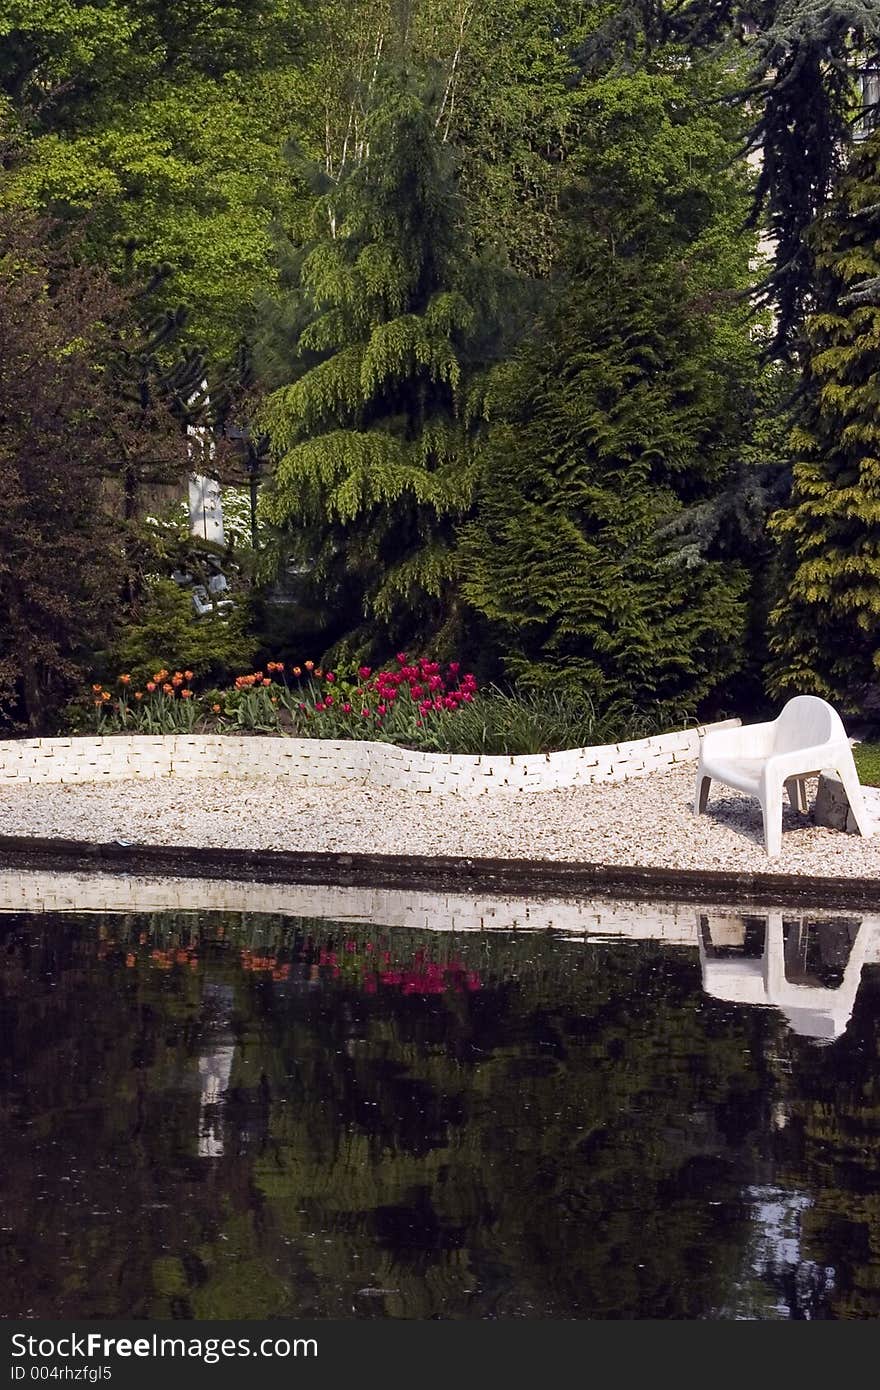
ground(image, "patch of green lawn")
xmin=853 ymin=742 xmax=880 ymax=787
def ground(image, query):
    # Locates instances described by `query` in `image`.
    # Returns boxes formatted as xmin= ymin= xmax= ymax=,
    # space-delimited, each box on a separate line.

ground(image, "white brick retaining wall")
xmin=0 ymin=719 xmax=739 ymax=794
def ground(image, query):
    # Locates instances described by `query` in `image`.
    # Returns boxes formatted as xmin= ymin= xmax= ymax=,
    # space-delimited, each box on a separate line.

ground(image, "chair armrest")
xmin=700 ymin=721 xmax=776 ymax=761
xmin=764 ymin=742 xmax=851 ymax=781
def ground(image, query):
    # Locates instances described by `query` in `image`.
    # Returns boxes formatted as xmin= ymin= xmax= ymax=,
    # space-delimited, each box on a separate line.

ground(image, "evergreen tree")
xmin=768 ymin=128 xmax=880 ymax=707
xmin=578 ymin=2 xmax=880 ymax=357
xmin=258 ymin=78 xmax=506 ymax=660
xmin=459 ymin=65 xmax=759 ymax=719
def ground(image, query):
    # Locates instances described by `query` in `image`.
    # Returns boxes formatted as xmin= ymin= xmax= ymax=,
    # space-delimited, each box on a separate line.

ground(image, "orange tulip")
xmin=119 ymin=674 xmax=131 ymax=685
xmin=134 ymin=692 xmax=143 ymax=701
xmin=183 ymin=669 xmax=194 ymax=680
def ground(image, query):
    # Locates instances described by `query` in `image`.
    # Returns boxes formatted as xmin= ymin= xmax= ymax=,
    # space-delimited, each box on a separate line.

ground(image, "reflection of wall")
xmin=0 ymin=868 xmax=705 ymax=940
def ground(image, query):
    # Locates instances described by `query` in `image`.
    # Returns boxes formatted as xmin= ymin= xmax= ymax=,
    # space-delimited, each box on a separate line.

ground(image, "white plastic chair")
xmin=694 ymin=695 xmax=873 ymax=856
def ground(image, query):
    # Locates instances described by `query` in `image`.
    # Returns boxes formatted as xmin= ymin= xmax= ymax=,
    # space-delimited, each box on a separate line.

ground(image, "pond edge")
xmin=1 ymin=834 xmax=879 ymax=911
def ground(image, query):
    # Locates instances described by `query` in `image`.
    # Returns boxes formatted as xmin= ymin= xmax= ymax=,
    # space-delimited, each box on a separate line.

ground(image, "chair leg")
xmin=761 ymin=777 xmax=783 ymax=857
xmin=785 ymin=776 xmax=810 ymax=814
xmin=835 ymin=753 xmax=874 ymax=838
xmin=695 ymin=774 xmax=711 ymax=815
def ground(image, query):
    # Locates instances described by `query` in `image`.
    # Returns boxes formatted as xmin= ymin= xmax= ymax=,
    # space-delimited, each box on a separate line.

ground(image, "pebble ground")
xmin=3 ymin=765 xmax=880 ymax=878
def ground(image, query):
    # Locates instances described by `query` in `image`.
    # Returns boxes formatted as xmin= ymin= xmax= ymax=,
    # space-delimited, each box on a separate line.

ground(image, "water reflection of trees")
xmin=0 ymin=908 xmax=878 ymax=1319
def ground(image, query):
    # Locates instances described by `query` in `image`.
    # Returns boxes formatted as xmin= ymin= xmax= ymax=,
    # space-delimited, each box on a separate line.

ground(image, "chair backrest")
xmin=772 ymin=695 xmax=846 ymax=753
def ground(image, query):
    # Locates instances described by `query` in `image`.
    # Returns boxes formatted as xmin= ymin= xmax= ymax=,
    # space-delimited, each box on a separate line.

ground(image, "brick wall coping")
xmin=0 ymin=719 xmax=740 ymax=794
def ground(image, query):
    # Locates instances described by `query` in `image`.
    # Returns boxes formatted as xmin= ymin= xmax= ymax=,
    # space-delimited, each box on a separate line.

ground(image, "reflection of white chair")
xmin=694 ymin=695 xmax=873 ymax=856
xmin=698 ymin=911 xmax=876 ymax=1043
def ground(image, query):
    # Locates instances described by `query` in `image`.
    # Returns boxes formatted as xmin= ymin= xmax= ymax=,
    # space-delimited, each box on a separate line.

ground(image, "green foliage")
xmin=406 ymin=684 xmax=682 ymax=755
xmin=107 ymin=580 xmax=257 ymax=687
xmin=258 ymin=79 xmax=507 ymax=660
xmin=420 ymin=0 xmax=606 ymax=278
xmin=0 ymin=1 xmax=311 ymax=357
xmin=460 ymin=61 xmax=760 ymax=719
xmin=579 ymin=1 xmax=880 ymax=357
xmin=768 ymin=130 xmax=880 ymax=708
xmin=853 ymin=741 xmax=880 ymax=786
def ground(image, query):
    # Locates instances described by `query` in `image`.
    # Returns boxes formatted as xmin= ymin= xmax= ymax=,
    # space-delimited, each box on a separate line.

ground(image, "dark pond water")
xmin=2 ymin=901 xmax=880 ymax=1320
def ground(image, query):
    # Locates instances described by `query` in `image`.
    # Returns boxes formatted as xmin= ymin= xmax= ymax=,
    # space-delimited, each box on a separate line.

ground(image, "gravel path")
xmin=3 ymin=765 xmax=880 ymax=878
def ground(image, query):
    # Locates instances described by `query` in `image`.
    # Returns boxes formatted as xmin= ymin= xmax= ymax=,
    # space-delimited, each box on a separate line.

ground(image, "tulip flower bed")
xmin=76 ymin=654 xmax=480 ymax=746
xmin=68 ymin=654 xmax=664 ymax=755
